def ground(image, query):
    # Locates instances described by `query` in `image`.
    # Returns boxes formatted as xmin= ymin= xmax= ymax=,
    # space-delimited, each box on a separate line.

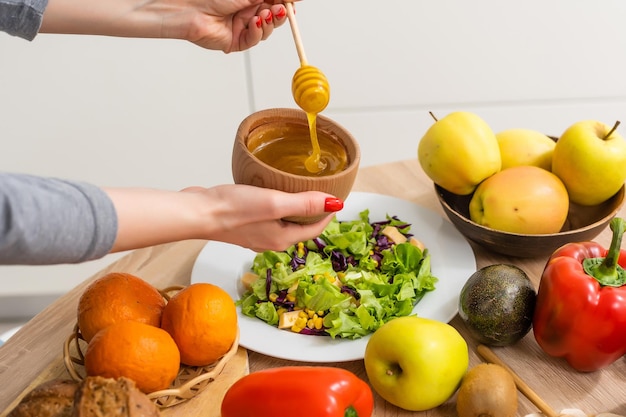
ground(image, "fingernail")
xmin=324 ymin=197 xmax=344 ymax=212
xmin=275 ymin=6 xmax=286 ymax=18
xmin=265 ymin=11 xmax=273 ymax=24
xmin=255 ymin=16 xmax=262 ymax=28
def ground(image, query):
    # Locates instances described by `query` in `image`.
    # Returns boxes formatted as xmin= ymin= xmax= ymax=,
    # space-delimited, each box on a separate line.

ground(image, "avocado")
xmin=458 ymin=264 xmax=536 ymax=346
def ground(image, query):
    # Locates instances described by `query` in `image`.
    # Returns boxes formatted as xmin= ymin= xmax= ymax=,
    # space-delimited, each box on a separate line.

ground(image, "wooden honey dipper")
xmin=477 ymin=345 xmax=581 ymax=417
xmin=285 ymin=1 xmax=330 ymax=173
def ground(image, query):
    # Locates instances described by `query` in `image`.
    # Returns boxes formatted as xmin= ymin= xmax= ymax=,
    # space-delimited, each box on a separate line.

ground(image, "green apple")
xmin=364 ymin=316 xmax=468 ymax=411
xmin=552 ymin=120 xmax=626 ymax=206
xmin=469 ymin=165 xmax=569 ymax=234
xmin=418 ymin=111 xmax=501 ymax=195
xmin=496 ymin=128 xmax=556 ymax=171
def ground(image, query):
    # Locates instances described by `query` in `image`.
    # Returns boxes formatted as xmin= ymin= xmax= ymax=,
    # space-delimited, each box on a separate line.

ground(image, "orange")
xmin=160 ymin=283 xmax=238 ymax=367
xmin=77 ymin=272 xmax=166 ymax=342
xmin=84 ymin=320 xmax=181 ymax=393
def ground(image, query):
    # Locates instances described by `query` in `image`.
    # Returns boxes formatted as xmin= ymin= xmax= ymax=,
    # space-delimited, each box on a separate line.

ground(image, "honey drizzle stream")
xmin=304 ymin=112 xmax=325 ymax=173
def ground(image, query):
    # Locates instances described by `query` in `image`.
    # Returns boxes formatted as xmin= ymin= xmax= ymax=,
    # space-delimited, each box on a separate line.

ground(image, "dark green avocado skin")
xmin=458 ymin=264 xmax=536 ymax=347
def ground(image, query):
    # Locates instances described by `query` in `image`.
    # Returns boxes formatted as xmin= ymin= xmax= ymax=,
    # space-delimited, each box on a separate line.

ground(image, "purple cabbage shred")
xmin=299 ymin=327 xmax=329 ymax=336
xmin=312 ymin=237 xmax=327 ymax=251
xmin=341 ymin=285 xmax=360 ymax=300
xmin=265 ymin=269 xmax=272 ymax=299
xmin=274 ymin=289 xmax=295 ymax=310
xmin=290 ymin=245 xmax=308 ymax=270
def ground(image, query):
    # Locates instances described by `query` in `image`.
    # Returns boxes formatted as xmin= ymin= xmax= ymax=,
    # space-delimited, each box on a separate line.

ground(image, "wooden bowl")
xmin=232 ymin=108 xmax=361 ymax=224
xmin=435 ymin=183 xmax=625 ymax=258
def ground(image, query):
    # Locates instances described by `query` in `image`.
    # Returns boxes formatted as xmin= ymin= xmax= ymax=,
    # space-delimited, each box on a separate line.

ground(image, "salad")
xmin=237 ymin=209 xmax=438 ymax=339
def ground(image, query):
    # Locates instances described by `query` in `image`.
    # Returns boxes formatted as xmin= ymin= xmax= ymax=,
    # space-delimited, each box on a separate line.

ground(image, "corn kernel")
xmin=317 ymin=310 xmax=325 ymax=317
xmin=313 ymin=317 xmax=323 ymax=329
xmin=286 ymin=293 xmax=296 ymax=302
xmin=297 ymin=319 xmax=307 ymax=328
xmin=269 ymin=293 xmax=278 ymax=302
xmin=307 ymin=318 xmax=315 ymax=328
xmin=291 ymin=325 xmax=303 ymax=333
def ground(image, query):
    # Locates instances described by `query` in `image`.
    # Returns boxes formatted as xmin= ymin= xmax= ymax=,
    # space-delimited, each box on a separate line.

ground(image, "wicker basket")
xmin=62 ymin=285 xmax=240 ymax=408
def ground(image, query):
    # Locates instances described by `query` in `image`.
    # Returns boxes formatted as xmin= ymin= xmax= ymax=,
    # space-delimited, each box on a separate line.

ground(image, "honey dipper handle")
xmin=477 ymin=345 xmax=559 ymax=417
xmin=285 ymin=2 xmax=308 ymax=66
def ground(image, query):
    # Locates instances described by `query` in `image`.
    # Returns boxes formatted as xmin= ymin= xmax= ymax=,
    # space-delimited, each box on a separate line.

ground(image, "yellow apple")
xmin=469 ymin=166 xmax=569 ymax=234
xmin=552 ymin=120 xmax=626 ymax=206
xmin=418 ymin=111 xmax=501 ymax=195
xmin=364 ymin=316 xmax=468 ymax=411
xmin=496 ymin=128 xmax=556 ymax=171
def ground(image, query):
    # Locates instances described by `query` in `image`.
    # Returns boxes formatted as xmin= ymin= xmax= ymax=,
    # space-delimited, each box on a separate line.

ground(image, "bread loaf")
xmin=7 ymin=377 xmax=160 ymax=417
xmin=73 ymin=376 xmax=160 ymax=417
xmin=7 ymin=379 xmax=78 ymax=417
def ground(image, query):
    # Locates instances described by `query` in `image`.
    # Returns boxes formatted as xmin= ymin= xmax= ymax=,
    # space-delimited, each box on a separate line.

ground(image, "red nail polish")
xmin=275 ymin=6 xmax=286 ymax=18
xmin=255 ymin=16 xmax=262 ymax=28
xmin=324 ymin=197 xmax=344 ymax=212
xmin=265 ymin=11 xmax=273 ymax=24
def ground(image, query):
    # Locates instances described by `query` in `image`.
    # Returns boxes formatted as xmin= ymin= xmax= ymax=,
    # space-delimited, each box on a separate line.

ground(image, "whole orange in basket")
xmin=77 ymin=272 xmax=166 ymax=342
xmin=84 ymin=320 xmax=181 ymax=393
xmin=160 ymin=283 xmax=238 ymax=367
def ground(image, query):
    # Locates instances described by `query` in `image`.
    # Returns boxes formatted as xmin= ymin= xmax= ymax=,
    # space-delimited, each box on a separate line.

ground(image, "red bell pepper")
xmin=533 ymin=217 xmax=626 ymax=372
xmin=221 ymin=366 xmax=374 ymax=417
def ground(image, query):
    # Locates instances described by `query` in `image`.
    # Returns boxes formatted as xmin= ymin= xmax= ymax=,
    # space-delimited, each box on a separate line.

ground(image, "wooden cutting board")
xmin=0 ymin=346 xmax=249 ymax=417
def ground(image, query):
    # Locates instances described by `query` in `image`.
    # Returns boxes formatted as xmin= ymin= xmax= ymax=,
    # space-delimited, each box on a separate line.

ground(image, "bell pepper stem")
xmin=583 ymin=217 xmax=626 ymax=287
xmin=345 ymin=406 xmax=359 ymax=417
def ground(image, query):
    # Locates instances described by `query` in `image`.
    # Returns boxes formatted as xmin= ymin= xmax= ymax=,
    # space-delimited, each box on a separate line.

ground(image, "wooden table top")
xmin=1 ymin=159 xmax=625 ymax=416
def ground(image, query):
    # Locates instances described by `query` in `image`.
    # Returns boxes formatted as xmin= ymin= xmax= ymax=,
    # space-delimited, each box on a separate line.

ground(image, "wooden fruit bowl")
xmin=435 ymin=183 xmax=625 ymax=258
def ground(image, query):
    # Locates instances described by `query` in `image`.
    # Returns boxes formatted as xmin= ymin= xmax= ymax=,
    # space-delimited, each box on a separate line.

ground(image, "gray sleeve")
xmin=0 ymin=0 xmax=48 ymax=41
xmin=0 ymin=173 xmax=118 ymax=265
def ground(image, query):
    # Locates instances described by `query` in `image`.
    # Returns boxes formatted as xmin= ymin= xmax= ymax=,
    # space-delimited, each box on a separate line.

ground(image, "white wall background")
xmin=1 ymin=0 xmax=626 ymax=318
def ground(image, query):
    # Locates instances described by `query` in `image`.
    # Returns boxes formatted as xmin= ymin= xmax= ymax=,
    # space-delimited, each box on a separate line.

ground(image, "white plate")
xmin=190 ymin=192 xmax=476 ymax=362
xmin=0 ymin=326 xmax=21 ymax=346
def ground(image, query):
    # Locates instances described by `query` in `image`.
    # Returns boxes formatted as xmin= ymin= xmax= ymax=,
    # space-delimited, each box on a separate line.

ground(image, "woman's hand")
xmin=183 ymin=184 xmax=342 ymax=251
xmin=107 ymin=184 xmax=343 ymax=253
xmin=40 ymin=0 xmax=289 ymax=52
xmin=146 ymin=0 xmax=289 ymax=52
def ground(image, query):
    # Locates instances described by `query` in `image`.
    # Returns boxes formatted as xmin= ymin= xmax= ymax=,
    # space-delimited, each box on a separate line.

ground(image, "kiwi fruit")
xmin=456 ymin=363 xmax=518 ymax=417
xmin=458 ymin=264 xmax=536 ymax=346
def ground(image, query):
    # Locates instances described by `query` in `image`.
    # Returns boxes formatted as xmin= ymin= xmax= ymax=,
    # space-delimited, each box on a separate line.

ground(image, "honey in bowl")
xmin=249 ymin=123 xmax=348 ymax=177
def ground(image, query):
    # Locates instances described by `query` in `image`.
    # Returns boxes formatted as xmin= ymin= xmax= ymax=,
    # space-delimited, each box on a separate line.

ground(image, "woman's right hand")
xmin=40 ymin=0 xmax=291 ymax=53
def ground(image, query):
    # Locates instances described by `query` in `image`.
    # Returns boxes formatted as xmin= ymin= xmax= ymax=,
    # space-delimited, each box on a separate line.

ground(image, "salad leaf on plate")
xmin=238 ymin=210 xmax=438 ymax=339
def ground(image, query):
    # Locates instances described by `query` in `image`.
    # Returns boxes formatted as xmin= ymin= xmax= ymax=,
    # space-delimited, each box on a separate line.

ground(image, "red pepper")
xmin=221 ymin=366 xmax=374 ymax=417
xmin=532 ymin=217 xmax=626 ymax=372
